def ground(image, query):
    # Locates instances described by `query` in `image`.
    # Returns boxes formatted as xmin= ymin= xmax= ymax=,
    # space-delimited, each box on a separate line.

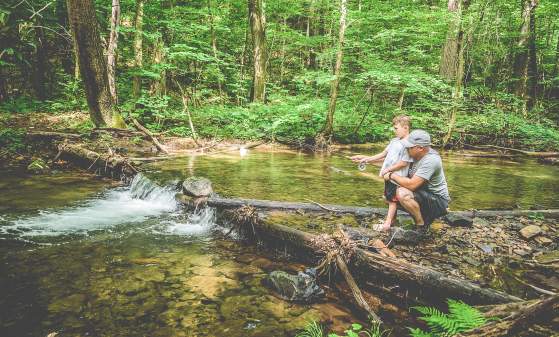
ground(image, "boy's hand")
xmin=380 ymin=168 xmax=390 ymax=176
xmin=350 ymin=155 xmax=366 ymax=162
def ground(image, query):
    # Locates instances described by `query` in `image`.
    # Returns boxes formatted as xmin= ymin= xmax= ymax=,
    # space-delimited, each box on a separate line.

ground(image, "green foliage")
xmin=0 ymin=128 xmax=26 ymax=152
xmin=296 ymin=321 xmax=324 ymax=337
xmin=409 ymin=300 xmax=488 ymax=337
xmin=27 ymin=158 xmax=48 ymax=172
xmin=296 ymin=321 xmax=389 ymax=337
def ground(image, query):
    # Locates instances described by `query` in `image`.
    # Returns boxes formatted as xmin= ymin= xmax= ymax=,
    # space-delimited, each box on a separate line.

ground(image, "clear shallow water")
xmin=146 ymin=147 xmax=559 ymax=210
xmin=0 ymin=173 xmax=355 ymax=337
xmin=1 ymin=149 xmax=559 ymax=337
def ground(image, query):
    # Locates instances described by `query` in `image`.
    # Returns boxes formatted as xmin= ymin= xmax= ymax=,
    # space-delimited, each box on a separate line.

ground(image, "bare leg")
xmin=374 ymin=200 xmax=397 ymax=231
xmin=396 ymin=187 xmax=424 ymax=227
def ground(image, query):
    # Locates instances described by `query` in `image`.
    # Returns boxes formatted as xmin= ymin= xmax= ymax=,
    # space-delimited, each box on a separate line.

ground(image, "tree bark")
xmin=208 ymin=0 xmax=223 ymax=96
xmin=107 ymin=0 xmax=120 ymax=104
xmin=150 ymin=37 xmax=166 ymax=96
xmin=67 ymin=0 xmax=124 ymax=127
xmin=456 ymin=295 xmax=558 ymax=337
xmin=58 ymin=143 xmax=137 ymax=178
xmin=133 ymin=0 xmax=144 ymax=98
xmin=248 ymin=0 xmax=266 ymax=102
xmin=513 ymin=0 xmax=538 ymax=114
xmin=322 ymin=0 xmax=348 ymax=140
xmin=442 ymin=0 xmax=469 ymax=148
xmin=32 ymin=26 xmax=48 ymax=101
xmin=439 ymin=0 xmax=461 ymax=80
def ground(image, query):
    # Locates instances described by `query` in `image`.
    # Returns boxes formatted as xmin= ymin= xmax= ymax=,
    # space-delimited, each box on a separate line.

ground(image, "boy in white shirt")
xmin=351 ymin=115 xmax=413 ymax=231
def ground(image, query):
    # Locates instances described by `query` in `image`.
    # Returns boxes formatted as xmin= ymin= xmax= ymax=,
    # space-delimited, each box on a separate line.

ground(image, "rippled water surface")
xmin=1 ymin=148 xmax=558 ymax=337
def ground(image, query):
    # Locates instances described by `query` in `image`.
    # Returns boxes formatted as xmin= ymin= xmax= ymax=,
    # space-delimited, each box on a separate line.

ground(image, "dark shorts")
xmin=384 ymin=181 xmax=398 ymax=202
xmin=412 ymin=189 xmax=449 ymax=225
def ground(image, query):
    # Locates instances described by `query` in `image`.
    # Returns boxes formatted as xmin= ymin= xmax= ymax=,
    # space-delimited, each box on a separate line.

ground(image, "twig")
xmin=304 ymin=198 xmax=338 ymax=212
xmin=87 ymin=154 xmax=100 ymax=170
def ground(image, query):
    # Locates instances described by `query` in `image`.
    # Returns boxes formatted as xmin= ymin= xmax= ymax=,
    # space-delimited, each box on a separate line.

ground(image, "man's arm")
xmin=380 ymin=159 xmax=408 ymax=176
xmin=384 ymin=172 xmax=426 ymax=191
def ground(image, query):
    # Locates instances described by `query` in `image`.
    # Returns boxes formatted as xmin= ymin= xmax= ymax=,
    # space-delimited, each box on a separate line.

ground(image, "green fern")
xmin=409 ymin=299 xmax=488 ymax=337
xmin=296 ymin=321 xmax=324 ymax=337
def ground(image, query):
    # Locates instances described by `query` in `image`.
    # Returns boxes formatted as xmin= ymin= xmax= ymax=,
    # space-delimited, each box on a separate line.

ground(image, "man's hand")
xmin=383 ymin=172 xmax=392 ymax=181
xmin=380 ymin=168 xmax=390 ymax=176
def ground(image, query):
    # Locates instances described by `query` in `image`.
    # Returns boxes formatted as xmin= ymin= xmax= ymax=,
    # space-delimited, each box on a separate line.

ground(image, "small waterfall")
xmin=1 ymin=174 xmax=179 ymax=238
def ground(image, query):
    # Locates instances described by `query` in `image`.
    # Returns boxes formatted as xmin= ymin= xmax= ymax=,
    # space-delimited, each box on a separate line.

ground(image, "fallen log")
xmin=57 ymin=143 xmax=137 ymax=178
xmin=132 ymin=118 xmax=169 ymax=154
xmin=473 ymin=144 xmax=559 ymax=158
xmin=26 ymin=130 xmax=82 ymax=140
xmin=208 ymin=196 xmax=559 ymax=219
xmin=456 ymin=295 xmax=558 ymax=337
xmin=219 ymin=209 xmax=522 ymax=305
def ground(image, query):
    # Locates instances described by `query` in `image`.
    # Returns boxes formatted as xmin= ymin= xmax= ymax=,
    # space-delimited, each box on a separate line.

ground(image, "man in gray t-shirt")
xmin=382 ymin=130 xmax=450 ymax=227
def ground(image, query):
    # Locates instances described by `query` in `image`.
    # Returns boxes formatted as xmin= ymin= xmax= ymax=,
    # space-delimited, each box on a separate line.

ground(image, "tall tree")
xmin=442 ymin=0 xmax=470 ymax=148
xmin=208 ymin=0 xmax=223 ymax=95
xmin=440 ymin=0 xmax=463 ymax=81
xmin=322 ymin=0 xmax=347 ymax=140
xmin=66 ymin=0 xmax=124 ymax=127
xmin=107 ymin=0 xmax=120 ymax=104
xmin=133 ymin=0 xmax=144 ymax=98
xmin=513 ymin=0 xmax=538 ymax=114
xmin=248 ymin=0 xmax=266 ymax=102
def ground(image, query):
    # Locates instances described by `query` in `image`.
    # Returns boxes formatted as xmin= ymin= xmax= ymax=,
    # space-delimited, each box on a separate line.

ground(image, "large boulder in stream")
xmin=182 ymin=177 xmax=213 ymax=197
xmin=264 ymin=269 xmax=324 ymax=303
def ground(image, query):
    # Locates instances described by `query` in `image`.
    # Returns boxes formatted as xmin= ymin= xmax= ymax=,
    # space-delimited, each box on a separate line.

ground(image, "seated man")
xmin=382 ymin=130 xmax=450 ymax=228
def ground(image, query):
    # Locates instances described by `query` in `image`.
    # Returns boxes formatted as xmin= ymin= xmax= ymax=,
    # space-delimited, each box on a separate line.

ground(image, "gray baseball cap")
xmin=402 ymin=129 xmax=431 ymax=147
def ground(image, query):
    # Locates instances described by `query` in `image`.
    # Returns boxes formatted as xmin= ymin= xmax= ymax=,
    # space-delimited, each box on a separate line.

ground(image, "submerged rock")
xmin=264 ymin=269 xmax=324 ymax=303
xmin=443 ymin=213 xmax=473 ymax=227
xmin=182 ymin=177 xmax=213 ymax=197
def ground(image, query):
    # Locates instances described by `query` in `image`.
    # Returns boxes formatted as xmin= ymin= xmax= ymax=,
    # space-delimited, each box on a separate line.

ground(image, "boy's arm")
xmin=351 ymin=150 xmax=387 ymax=163
xmin=364 ymin=150 xmax=387 ymax=163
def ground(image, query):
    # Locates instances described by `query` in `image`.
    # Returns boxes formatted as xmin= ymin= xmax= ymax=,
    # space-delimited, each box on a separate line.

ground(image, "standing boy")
xmin=351 ymin=115 xmax=413 ymax=231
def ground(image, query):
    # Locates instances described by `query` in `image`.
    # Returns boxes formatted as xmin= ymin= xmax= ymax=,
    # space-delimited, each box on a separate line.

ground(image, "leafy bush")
xmin=408 ymin=299 xmax=488 ymax=337
xmin=0 ymin=128 xmax=26 ymax=152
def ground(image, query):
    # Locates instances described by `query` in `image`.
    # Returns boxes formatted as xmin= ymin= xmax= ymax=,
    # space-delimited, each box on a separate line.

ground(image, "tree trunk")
xmin=248 ymin=0 xmax=266 ymax=103
xmin=526 ymin=3 xmax=538 ymax=111
xmin=150 ymin=37 xmax=166 ymax=96
xmin=107 ymin=0 xmax=120 ymax=104
xmin=208 ymin=0 xmax=223 ymax=96
xmin=67 ymin=0 xmax=124 ymax=127
xmin=439 ymin=0 xmax=461 ymax=81
xmin=56 ymin=0 xmax=74 ymax=76
xmin=513 ymin=0 xmax=538 ymax=115
xmin=322 ymin=0 xmax=348 ymax=139
xmin=133 ymin=0 xmax=144 ymax=98
xmin=32 ymin=26 xmax=48 ymax=101
xmin=442 ymin=0 xmax=469 ymax=148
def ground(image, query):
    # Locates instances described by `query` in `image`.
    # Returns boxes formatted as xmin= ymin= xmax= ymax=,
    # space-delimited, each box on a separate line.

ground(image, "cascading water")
xmin=0 ymin=174 xmax=215 ymax=240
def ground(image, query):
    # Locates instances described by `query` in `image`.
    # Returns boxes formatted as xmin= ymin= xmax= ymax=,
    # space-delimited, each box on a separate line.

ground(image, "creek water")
xmin=1 ymin=148 xmax=559 ymax=337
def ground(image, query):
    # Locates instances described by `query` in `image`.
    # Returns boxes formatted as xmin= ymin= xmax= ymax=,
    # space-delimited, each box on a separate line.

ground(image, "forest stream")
xmin=1 ymin=148 xmax=558 ymax=337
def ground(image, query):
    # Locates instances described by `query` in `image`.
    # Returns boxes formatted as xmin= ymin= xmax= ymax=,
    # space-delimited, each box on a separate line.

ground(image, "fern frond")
xmin=446 ymin=299 xmax=487 ymax=333
xmin=407 ymin=327 xmax=434 ymax=337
